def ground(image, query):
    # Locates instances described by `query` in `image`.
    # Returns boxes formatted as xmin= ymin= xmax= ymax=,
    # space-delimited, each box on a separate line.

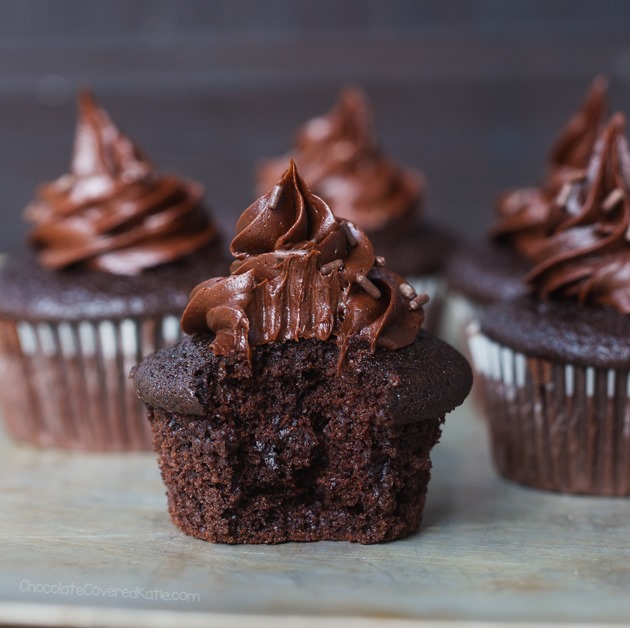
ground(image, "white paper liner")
xmin=0 ymin=314 xmax=182 ymax=451
xmin=441 ymin=289 xmax=485 ymax=351
xmin=468 ymin=326 xmax=630 ymax=495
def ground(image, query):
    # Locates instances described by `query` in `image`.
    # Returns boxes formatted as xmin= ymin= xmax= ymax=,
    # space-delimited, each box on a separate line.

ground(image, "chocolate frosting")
xmin=492 ymin=77 xmax=608 ymax=260
xmin=25 ymin=91 xmax=218 ymax=275
xmin=548 ymin=75 xmax=609 ymax=179
xmin=257 ymin=87 xmax=422 ymax=232
xmin=526 ymin=113 xmax=630 ymax=312
xmin=182 ymin=161 xmax=425 ymax=369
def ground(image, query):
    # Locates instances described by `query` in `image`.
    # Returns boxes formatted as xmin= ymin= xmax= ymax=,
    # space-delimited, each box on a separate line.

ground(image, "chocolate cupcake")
xmin=470 ymin=113 xmax=630 ymax=495
xmin=0 ymin=92 xmax=228 ymax=451
xmin=133 ymin=162 xmax=471 ymax=544
xmin=445 ymin=77 xmax=609 ymax=342
xmin=257 ymin=87 xmax=454 ymax=332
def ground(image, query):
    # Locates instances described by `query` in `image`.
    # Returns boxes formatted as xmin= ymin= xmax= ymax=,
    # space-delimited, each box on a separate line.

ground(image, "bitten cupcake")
xmin=471 ymin=113 xmax=630 ymax=495
xmin=445 ymin=77 xmax=609 ymax=338
xmin=0 ymin=91 xmax=228 ymax=451
xmin=133 ymin=162 xmax=471 ymax=544
xmin=257 ymin=87 xmax=455 ymax=332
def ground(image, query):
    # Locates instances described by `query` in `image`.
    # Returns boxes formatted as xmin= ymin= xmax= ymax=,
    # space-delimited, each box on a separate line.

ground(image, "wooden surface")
xmin=1 ymin=398 xmax=630 ymax=627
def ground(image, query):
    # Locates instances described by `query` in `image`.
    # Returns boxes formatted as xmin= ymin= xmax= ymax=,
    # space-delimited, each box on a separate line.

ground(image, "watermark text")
xmin=19 ymin=579 xmax=200 ymax=603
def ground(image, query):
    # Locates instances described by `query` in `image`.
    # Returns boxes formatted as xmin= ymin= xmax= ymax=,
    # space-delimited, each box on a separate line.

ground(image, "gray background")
xmin=2 ymin=0 xmax=630 ymax=253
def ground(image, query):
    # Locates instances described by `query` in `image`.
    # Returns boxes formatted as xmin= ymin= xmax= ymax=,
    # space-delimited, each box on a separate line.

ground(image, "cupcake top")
xmin=24 ymin=91 xmax=218 ymax=275
xmin=526 ymin=113 xmax=630 ymax=312
xmin=256 ymin=87 xmax=422 ymax=233
xmin=491 ymin=77 xmax=609 ymax=260
xmin=182 ymin=161 xmax=425 ymax=369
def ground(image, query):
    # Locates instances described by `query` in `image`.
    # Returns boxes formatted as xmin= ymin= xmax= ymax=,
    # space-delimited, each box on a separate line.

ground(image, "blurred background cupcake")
xmin=445 ymin=77 xmax=609 ymax=346
xmin=0 ymin=91 xmax=228 ymax=451
xmin=470 ymin=113 xmax=630 ymax=495
xmin=256 ymin=87 xmax=455 ymax=332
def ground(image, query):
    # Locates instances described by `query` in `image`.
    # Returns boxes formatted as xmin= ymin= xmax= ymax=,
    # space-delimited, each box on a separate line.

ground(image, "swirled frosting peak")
xmin=257 ymin=87 xmax=422 ymax=232
xmin=25 ymin=90 xmax=218 ymax=275
xmin=182 ymin=161 xmax=425 ymax=368
xmin=526 ymin=113 xmax=630 ymax=312
xmin=492 ymin=77 xmax=609 ymax=259
xmin=548 ymin=75 xmax=609 ymax=179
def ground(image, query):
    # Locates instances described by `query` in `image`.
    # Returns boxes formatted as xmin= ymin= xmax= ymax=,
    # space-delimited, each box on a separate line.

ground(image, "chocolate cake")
xmin=133 ymin=161 xmax=472 ymax=543
xmin=256 ymin=87 xmax=455 ymax=330
xmin=136 ymin=333 xmax=470 ymax=544
xmin=0 ymin=91 xmax=228 ymax=450
xmin=471 ymin=113 xmax=630 ymax=495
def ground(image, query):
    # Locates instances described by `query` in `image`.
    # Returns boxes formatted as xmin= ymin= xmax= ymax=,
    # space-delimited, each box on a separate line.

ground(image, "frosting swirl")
xmin=492 ymin=77 xmax=608 ymax=260
xmin=25 ymin=91 xmax=218 ymax=275
xmin=182 ymin=161 xmax=425 ymax=369
xmin=257 ymin=87 xmax=422 ymax=232
xmin=548 ymin=75 xmax=609 ymax=180
xmin=526 ymin=113 xmax=630 ymax=312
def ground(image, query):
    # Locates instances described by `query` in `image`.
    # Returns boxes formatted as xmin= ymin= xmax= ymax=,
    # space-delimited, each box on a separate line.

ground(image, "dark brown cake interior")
xmin=134 ymin=332 xmax=471 ymax=544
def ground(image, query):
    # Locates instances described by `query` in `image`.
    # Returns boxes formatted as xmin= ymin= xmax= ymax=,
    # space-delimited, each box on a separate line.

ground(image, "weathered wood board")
xmin=1 ymin=399 xmax=630 ymax=626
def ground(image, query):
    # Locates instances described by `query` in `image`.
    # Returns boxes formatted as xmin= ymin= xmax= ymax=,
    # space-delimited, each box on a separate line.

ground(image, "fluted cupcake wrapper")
xmin=468 ymin=324 xmax=630 ymax=496
xmin=442 ymin=289 xmax=484 ymax=351
xmin=407 ymin=275 xmax=446 ymax=336
xmin=440 ymin=291 xmax=486 ymax=408
xmin=0 ymin=315 xmax=182 ymax=451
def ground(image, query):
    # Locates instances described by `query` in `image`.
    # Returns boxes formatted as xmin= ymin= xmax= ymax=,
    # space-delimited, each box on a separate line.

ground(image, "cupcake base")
xmin=0 ymin=314 xmax=181 ymax=451
xmin=150 ymin=405 xmax=442 ymax=544
xmin=0 ymin=248 xmax=228 ymax=451
xmin=470 ymin=323 xmax=630 ymax=496
xmin=134 ymin=333 xmax=472 ymax=544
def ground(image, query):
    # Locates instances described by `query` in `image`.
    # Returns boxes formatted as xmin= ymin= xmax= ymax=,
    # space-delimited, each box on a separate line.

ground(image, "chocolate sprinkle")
xmin=356 ymin=274 xmax=381 ymax=299
xmin=409 ymin=293 xmax=430 ymax=310
xmin=399 ymin=283 xmax=416 ymax=299
xmin=268 ymin=184 xmax=283 ymax=210
xmin=273 ymin=249 xmax=308 ymax=259
xmin=319 ymin=259 xmax=344 ymax=275
xmin=340 ymin=221 xmax=358 ymax=248
xmin=602 ymin=187 xmax=624 ymax=212
xmin=555 ymin=182 xmax=573 ymax=208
